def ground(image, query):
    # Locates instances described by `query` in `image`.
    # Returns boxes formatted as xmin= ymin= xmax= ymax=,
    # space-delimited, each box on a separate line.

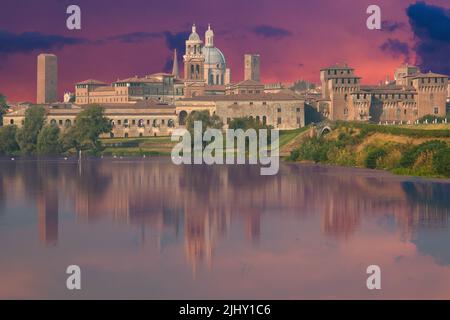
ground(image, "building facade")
xmin=318 ymin=64 xmax=448 ymax=122
xmin=176 ymin=92 xmax=305 ymax=130
xmin=75 ymin=74 xmax=185 ymax=105
xmin=37 ymin=53 xmax=58 ymax=104
xmin=4 ymin=101 xmax=178 ymax=138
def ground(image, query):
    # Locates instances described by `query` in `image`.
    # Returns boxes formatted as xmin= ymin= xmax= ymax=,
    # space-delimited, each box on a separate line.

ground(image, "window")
xmin=59 ymin=120 xmax=63 ymax=125
xmin=249 ymin=102 xmax=253 ymax=105
xmin=10 ymin=119 xmax=14 ymax=125
xmin=118 ymin=120 xmax=122 ymax=125
xmin=277 ymin=108 xmax=281 ymax=113
xmin=277 ymin=117 xmax=282 ymax=125
xmin=434 ymin=107 xmax=439 ymax=115
xmin=296 ymin=108 xmax=301 ymax=112
xmin=262 ymin=102 xmax=267 ymax=105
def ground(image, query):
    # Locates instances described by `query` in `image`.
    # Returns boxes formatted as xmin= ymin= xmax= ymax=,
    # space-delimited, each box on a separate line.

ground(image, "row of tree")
xmin=0 ymin=104 xmax=112 ymax=156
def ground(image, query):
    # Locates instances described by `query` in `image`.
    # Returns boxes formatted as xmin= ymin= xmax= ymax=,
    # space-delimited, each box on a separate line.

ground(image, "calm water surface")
xmin=0 ymin=157 xmax=449 ymax=299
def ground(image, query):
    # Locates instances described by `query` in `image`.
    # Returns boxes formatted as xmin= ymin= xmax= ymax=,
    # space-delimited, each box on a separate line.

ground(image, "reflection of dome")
xmin=203 ymin=46 xmax=226 ymax=67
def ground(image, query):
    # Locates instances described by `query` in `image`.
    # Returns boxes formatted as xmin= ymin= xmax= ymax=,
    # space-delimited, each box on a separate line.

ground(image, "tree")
xmin=62 ymin=105 xmax=112 ymax=154
xmin=37 ymin=124 xmax=62 ymax=155
xmin=186 ymin=110 xmax=223 ymax=135
xmin=0 ymin=94 xmax=9 ymax=125
xmin=16 ymin=106 xmax=46 ymax=154
xmin=0 ymin=125 xmax=20 ymax=155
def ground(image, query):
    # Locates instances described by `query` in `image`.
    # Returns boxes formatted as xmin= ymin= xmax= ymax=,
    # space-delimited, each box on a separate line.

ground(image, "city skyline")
xmin=1 ymin=0 xmax=449 ymax=103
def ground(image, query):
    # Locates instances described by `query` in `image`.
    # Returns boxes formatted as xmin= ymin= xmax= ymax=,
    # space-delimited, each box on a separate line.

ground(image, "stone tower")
xmin=320 ymin=64 xmax=361 ymax=120
xmin=172 ymin=49 xmax=179 ymax=79
xmin=37 ymin=53 xmax=58 ymax=104
xmin=244 ymin=54 xmax=260 ymax=82
xmin=412 ymin=72 xmax=448 ymax=118
xmin=183 ymin=24 xmax=205 ymax=98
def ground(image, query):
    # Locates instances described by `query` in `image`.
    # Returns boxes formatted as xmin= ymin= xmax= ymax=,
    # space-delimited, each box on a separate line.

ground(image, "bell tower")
xmin=183 ymin=24 xmax=205 ymax=97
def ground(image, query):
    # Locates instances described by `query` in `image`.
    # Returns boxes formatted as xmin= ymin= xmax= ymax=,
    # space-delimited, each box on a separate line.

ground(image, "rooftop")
xmin=180 ymin=92 xmax=303 ymax=102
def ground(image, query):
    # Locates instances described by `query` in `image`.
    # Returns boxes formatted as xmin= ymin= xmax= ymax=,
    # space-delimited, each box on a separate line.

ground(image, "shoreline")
xmin=1 ymin=154 xmax=449 ymax=182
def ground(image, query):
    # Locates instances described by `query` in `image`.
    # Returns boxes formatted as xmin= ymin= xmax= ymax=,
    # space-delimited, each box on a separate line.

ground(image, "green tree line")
xmin=0 ymin=104 xmax=112 ymax=156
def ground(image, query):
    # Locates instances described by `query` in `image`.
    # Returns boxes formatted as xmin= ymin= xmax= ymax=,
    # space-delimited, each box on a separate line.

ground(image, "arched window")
xmin=216 ymin=74 xmax=219 ymax=84
xmin=50 ymin=119 xmax=57 ymax=125
xmin=153 ymin=119 xmax=158 ymax=127
xmin=262 ymin=116 xmax=267 ymax=125
xmin=210 ymin=74 xmax=214 ymax=85
xmin=138 ymin=119 xmax=144 ymax=127
xmin=168 ymin=119 xmax=175 ymax=127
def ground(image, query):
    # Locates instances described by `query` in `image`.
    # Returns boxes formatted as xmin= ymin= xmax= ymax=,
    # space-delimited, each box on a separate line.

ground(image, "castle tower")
xmin=412 ymin=72 xmax=448 ymax=119
xmin=183 ymin=24 xmax=205 ymax=97
xmin=172 ymin=49 xmax=179 ymax=79
xmin=244 ymin=54 xmax=260 ymax=82
xmin=320 ymin=64 xmax=361 ymax=120
xmin=37 ymin=53 xmax=58 ymax=104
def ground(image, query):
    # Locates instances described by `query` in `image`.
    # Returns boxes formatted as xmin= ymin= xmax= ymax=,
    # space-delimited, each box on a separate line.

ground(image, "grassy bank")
xmin=100 ymin=127 xmax=310 ymax=157
xmin=288 ymin=122 xmax=450 ymax=178
xmin=101 ymin=136 xmax=175 ymax=156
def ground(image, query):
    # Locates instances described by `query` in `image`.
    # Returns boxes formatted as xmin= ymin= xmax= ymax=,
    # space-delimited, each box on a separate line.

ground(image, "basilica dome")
xmin=203 ymin=46 xmax=226 ymax=67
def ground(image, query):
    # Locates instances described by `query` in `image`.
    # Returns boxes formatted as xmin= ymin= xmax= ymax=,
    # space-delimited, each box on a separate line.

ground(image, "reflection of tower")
xmin=183 ymin=24 xmax=205 ymax=98
xmin=38 ymin=187 xmax=59 ymax=246
xmin=245 ymin=209 xmax=261 ymax=243
xmin=184 ymin=207 xmax=217 ymax=277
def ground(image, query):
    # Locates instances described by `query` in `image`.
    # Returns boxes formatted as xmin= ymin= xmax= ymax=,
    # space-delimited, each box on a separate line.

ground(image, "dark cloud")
xmin=162 ymin=31 xmax=189 ymax=73
xmin=406 ymin=1 xmax=450 ymax=75
xmin=252 ymin=25 xmax=292 ymax=39
xmin=0 ymin=30 xmax=87 ymax=55
xmin=108 ymin=31 xmax=162 ymax=43
xmin=380 ymin=38 xmax=410 ymax=61
xmin=381 ymin=20 xmax=405 ymax=32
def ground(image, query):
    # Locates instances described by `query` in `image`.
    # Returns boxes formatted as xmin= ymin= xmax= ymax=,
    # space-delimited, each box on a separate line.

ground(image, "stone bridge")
xmin=313 ymin=121 xmax=333 ymax=137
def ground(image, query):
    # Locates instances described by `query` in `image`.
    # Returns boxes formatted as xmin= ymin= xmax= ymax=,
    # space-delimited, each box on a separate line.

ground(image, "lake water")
xmin=0 ymin=157 xmax=449 ymax=299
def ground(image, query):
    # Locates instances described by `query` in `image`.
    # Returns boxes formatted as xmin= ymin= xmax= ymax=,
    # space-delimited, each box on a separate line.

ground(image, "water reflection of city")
xmin=0 ymin=159 xmax=449 ymax=272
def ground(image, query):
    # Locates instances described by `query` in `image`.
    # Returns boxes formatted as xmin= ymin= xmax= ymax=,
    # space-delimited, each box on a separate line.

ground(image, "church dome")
xmin=203 ymin=46 xmax=226 ymax=67
xmin=188 ymin=24 xmax=200 ymax=41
